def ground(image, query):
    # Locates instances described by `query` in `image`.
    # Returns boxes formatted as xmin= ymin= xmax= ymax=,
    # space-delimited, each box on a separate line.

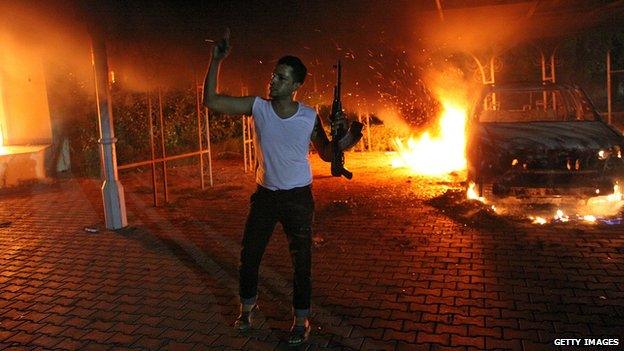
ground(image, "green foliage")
xmin=109 ymin=87 xmax=244 ymax=165
xmin=362 ymin=124 xmax=396 ymax=152
xmin=111 ymin=89 xmax=151 ymax=165
xmin=212 ymin=137 xmax=244 ymax=158
xmin=46 ymin=70 xmax=101 ymax=176
xmin=51 ymin=81 xmax=244 ymax=175
xmin=207 ymin=111 xmax=243 ymax=143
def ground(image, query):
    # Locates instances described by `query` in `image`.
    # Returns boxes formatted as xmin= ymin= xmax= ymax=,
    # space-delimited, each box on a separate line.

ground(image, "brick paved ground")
xmin=0 ymin=152 xmax=623 ymax=350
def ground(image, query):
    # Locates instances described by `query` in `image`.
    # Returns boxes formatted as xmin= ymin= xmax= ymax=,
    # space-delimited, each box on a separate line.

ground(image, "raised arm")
xmin=203 ymin=30 xmax=254 ymax=115
xmin=311 ymin=115 xmax=333 ymax=162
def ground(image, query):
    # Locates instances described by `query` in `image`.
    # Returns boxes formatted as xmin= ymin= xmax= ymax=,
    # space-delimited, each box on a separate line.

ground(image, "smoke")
xmin=424 ymin=66 xmax=473 ymax=109
xmin=0 ymin=1 xmax=208 ymax=98
xmin=425 ymin=64 xmax=483 ymax=120
xmin=374 ymin=107 xmax=412 ymax=135
xmin=372 ymin=52 xmax=477 ymax=136
xmin=0 ymin=0 xmax=96 ymax=139
xmin=414 ymin=2 xmax=624 ymax=60
xmin=105 ymin=37 xmax=210 ymax=93
xmin=0 ymin=1 xmax=93 ymax=146
xmin=0 ymin=1 xmax=93 ymax=90
xmin=416 ymin=3 xmax=535 ymax=57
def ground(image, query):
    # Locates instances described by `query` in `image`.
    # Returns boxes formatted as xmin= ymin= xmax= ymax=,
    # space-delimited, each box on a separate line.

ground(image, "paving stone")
xmin=0 ymin=330 xmax=16 ymax=342
xmin=59 ymin=326 xmax=89 ymax=340
xmin=82 ymin=329 xmax=114 ymax=343
xmin=6 ymin=331 xmax=38 ymax=344
xmin=106 ymin=332 xmax=139 ymax=345
xmin=30 ymin=334 xmax=65 ymax=348
xmin=360 ymin=337 xmax=396 ymax=351
xmin=485 ymin=337 xmax=523 ymax=350
xmin=395 ymin=341 xmax=431 ymax=351
xmin=81 ymin=342 xmax=114 ymax=351
xmin=1 ymin=154 xmax=622 ymax=350
xmin=382 ymin=329 xmax=416 ymax=343
xmin=132 ymin=335 xmax=168 ymax=349
xmin=54 ymin=338 xmax=86 ymax=350
xmin=416 ymin=332 xmax=450 ymax=346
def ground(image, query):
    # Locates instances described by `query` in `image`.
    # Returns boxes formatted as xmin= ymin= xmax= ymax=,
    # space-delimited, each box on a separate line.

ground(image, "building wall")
xmin=0 ymin=45 xmax=52 ymax=146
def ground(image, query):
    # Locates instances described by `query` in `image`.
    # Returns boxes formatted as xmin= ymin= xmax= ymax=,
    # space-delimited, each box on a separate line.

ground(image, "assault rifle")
xmin=330 ymin=60 xmax=363 ymax=179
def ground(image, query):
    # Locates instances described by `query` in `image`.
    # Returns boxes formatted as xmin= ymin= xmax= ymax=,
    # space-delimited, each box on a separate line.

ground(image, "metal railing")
xmin=607 ymin=50 xmax=624 ymax=126
xmin=242 ymin=115 xmax=254 ymax=173
xmin=117 ymin=82 xmax=213 ymax=206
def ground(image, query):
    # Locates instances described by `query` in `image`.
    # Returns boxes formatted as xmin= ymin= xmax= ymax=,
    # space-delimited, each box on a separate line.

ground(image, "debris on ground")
xmin=329 ymin=200 xmax=351 ymax=211
xmin=389 ymin=236 xmax=415 ymax=249
xmin=312 ymin=235 xmax=326 ymax=248
xmin=427 ymin=189 xmax=509 ymax=229
xmin=84 ymin=227 xmax=99 ymax=233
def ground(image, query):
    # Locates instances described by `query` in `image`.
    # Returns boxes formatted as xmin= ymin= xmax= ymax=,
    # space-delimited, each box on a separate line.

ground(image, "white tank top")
xmin=252 ymin=97 xmax=316 ymax=190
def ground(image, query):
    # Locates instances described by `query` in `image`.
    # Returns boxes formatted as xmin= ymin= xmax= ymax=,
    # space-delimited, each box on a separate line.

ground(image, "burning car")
xmin=466 ymin=82 xmax=624 ymax=198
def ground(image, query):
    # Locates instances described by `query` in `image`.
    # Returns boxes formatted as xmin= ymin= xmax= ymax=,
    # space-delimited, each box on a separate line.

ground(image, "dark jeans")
xmin=239 ymin=184 xmax=314 ymax=315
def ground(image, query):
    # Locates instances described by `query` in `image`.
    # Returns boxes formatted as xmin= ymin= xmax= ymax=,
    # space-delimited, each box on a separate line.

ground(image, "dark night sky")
xmin=66 ymin=0 xmax=445 ymax=113
xmin=3 ymin=0 xmax=624 ymax=116
xmin=84 ymin=1 xmax=624 ymax=100
xmin=2 ymin=0 xmax=441 ymax=117
xmin=90 ymin=1 xmax=430 ymax=94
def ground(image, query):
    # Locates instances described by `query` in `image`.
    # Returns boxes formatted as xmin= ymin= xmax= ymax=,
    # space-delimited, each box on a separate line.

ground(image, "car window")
xmin=477 ymin=88 xmax=594 ymax=122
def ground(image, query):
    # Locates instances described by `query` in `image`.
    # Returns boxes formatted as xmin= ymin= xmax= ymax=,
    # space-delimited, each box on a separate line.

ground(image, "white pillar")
xmin=90 ymin=34 xmax=127 ymax=229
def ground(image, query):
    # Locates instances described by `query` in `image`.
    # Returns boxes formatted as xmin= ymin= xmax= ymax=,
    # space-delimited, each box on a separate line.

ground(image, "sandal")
xmin=288 ymin=319 xmax=311 ymax=346
xmin=234 ymin=304 xmax=258 ymax=331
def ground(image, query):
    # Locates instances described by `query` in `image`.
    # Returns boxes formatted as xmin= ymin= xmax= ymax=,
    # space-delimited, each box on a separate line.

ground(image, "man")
xmin=203 ymin=31 xmax=336 ymax=345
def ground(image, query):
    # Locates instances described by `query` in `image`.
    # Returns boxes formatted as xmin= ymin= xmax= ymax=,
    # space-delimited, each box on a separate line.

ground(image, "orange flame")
xmin=529 ymin=216 xmax=547 ymax=225
xmin=527 ymin=184 xmax=623 ymax=225
xmin=0 ymin=81 xmax=4 ymax=149
xmin=391 ymin=100 xmax=467 ymax=176
xmin=554 ymin=209 xmax=569 ymax=222
xmin=579 ymin=183 xmax=623 ymax=218
xmin=0 ymin=118 xmax=4 ymax=148
xmin=466 ymin=181 xmax=485 ymax=202
xmin=0 ymin=122 xmax=4 ymax=150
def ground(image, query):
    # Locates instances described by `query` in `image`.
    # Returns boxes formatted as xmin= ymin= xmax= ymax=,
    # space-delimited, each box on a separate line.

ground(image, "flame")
xmin=608 ymin=184 xmax=622 ymax=202
xmin=527 ymin=184 xmax=623 ymax=225
xmin=0 ymin=80 xmax=4 ymax=149
xmin=466 ymin=181 xmax=485 ymax=203
xmin=0 ymin=119 xmax=4 ymax=149
xmin=0 ymin=121 xmax=4 ymax=151
xmin=391 ymin=101 xmax=467 ymax=176
xmin=580 ymin=183 xmax=624 ymax=217
xmin=554 ymin=209 xmax=569 ymax=222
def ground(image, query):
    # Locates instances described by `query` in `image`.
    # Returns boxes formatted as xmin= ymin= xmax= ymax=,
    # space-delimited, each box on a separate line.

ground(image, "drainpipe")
xmin=90 ymin=32 xmax=128 ymax=229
